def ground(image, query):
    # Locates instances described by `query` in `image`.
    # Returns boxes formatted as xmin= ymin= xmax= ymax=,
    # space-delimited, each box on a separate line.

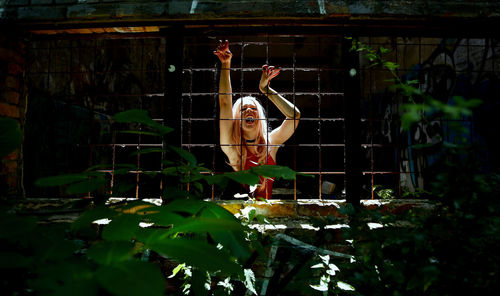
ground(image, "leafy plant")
xmin=1 ymin=110 xmax=299 ymax=296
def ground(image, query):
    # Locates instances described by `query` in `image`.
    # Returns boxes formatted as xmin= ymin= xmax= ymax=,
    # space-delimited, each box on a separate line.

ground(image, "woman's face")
xmin=235 ymin=99 xmax=260 ymax=131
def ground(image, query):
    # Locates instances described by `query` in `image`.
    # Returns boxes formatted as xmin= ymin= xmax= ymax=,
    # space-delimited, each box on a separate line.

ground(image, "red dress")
xmin=243 ymin=149 xmax=276 ymax=199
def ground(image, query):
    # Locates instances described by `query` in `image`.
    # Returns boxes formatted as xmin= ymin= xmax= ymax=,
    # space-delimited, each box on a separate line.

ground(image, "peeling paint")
xmin=317 ymin=0 xmax=326 ymax=14
xmin=190 ymin=0 xmax=198 ymax=14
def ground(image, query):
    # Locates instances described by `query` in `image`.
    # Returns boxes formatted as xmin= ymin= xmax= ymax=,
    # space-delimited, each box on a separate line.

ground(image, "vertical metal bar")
xmin=164 ymin=26 xmax=184 ymax=146
xmin=317 ymin=37 xmax=322 ymax=200
xmin=212 ymin=58 xmax=218 ymax=201
xmin=240 ymin=37 xmax=245 ymax=172
xmin=343 ymin=36 xmax=362 ymax=206
xmin=292 ymin=39 xmax=297 ymax=201
xmin=368 ymin=37 xmax=374 ymax=200
xmin=163 ymin=26 xmax=184 ymax=198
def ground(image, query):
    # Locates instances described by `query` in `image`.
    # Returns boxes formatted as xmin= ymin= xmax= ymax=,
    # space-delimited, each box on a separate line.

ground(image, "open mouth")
xmin=245 ymin=116 xmax=255 ymax=124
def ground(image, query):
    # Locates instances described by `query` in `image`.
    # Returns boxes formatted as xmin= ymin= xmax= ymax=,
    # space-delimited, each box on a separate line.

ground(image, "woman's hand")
xmin=259 ymin=64 xmax=281 ymax=93
xmin=213 ymin=40 xmax=232 ymax=64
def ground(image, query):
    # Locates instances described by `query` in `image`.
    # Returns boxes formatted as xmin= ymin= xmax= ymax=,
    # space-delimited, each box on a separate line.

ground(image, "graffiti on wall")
xmin=367 ymin=38 xmax=500 ymax=192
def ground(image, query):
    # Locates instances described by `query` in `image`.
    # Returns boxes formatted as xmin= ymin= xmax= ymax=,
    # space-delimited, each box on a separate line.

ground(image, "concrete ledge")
xmin=216 ymin=199 xmax=436 ymax=218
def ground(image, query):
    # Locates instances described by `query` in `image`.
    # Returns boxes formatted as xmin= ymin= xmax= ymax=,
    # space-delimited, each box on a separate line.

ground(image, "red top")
xmin=244 ymin=149 xmax=276 ymax=199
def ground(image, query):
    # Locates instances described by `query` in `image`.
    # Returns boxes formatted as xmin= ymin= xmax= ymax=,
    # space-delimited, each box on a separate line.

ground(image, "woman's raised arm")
xmin=214 ymin=40 xmax=234 ymax=152
xmin=259 ymin=65 xmax=301 ymax=145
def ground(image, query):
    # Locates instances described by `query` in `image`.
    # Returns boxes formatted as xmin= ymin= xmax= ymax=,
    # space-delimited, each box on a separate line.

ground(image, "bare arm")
xmin=214 ymin=40 xmax=234 ymax=153
xmin=259 ymin=65 xmax=301 ymax=145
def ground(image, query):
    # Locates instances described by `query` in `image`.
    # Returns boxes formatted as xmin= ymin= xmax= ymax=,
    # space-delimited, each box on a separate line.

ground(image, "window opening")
xmin=22 ymin=31 xmax=496 ymax=200
xmin=182 ymin=35 xmax=346 ymax=200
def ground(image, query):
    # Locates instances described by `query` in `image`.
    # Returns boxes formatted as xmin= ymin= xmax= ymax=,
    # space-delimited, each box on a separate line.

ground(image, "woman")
xmin=214 ymin=40 xmax=300 ymax=199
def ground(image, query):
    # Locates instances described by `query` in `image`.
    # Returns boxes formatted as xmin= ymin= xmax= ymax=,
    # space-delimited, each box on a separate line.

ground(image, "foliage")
xmin=310 ymin=38 xmax=500 ymax=296
xmin=0 ymin=110 xmax=297 ymax=296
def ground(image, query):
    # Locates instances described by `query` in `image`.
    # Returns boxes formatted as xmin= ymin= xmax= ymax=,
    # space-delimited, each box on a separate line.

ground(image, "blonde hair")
xmin=230 ymin=96 xmax=270 ymax=170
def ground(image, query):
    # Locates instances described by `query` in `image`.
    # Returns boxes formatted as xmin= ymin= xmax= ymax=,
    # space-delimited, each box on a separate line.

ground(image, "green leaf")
xmin=162 ymin=199 xmax=211 ymax=215
xmin=0 ymin=117 xmax=22 ymax=159
xmin=250 ymin=165 xmax=296 ymax=180
xmin=143 ymin=208 xmax=186 ymax=227
xmin=129 ymin=148 xmax=165 ymax=157
xmin=200 ymin=204 xmax=252 ymax=259
xmin=163 ymin=186 xmax=191 ymax=199
xmin=85 ymin=163 xmax=135 ymax=172
xmin=87 ymin=241 xmax=136 ymax=265
xmin=167 ymin=145 xmax=197 ymax=166
xmin=147 ymin=238 xmax=241 ymax=275
xmin=401 ymin=112 xmax=421 ymax=130
xmin=66 ymin=177 xmax=108 ymax=194
xmin=203 ymin=174 xmax=229 ymax=188
xmin=71 ymin=206 xmax=118 ymax=231
xmin=224 ymin=170 xmax=260 ymax=185
xmin=383 ymin=61 xmax=400 ymax=71
xmin=165 ymin=217 xmax=244 ymax=237
xmin=192 ymin=269 xmax=211 ymax=296
xmin=96 ymin=261 xmax=166 ymax=296
xmin=117 ymin=130 xmax=162 ymax=137
xmin=379 ymin=47 xmax=390 ymax=54
xmin=35 ymin=173 xmax=89 ymax=187
xmin=114 ymin=109 xmax=173 ymax=135
xmin=365 ymin=53 xmax=377 ymax=62
xmin=102 ymin=214 xmax=142 ymax=241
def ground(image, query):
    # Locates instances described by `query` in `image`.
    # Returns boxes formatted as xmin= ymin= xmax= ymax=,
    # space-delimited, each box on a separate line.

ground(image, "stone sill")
xmin=216 ymin=199 xmax=436 ymax=218
xmin=11 ymin=198 xmax=437 ymax=224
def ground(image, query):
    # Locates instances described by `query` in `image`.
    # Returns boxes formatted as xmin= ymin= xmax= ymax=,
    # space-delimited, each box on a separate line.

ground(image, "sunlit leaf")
xmin=310 ymin=274 xmax=330 ymax=291
xmin=243 ymin=269 xmax=257 ymax=295
xmin=96 ymin=260 xmax=165 ymax=296
xmin=87 ymin=241 xmax=136 ymax=265
xmin=337 ymin=281 xmax=355 ymax=291
xmin=0 ymin=117 xmax=22 ymax=159
xmin=117 ymin=200 xmax=157 ymax=214
xmin=147 ymin=238 xmax=241 ymax=275
xmin=169 ymin=263 xmax=186 ymax=278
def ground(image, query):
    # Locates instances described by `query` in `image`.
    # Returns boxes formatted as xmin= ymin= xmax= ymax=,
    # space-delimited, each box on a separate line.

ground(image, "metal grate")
xmin=181 ymin=35 xmax=346 ymax=200
xmin=23 ymin=31 xmax=498 ymax=200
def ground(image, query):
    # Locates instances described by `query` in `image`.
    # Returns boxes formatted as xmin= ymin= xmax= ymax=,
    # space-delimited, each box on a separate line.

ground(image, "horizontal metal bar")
xmin=182 ymin=92 xmax=344 ymax=96
xmin=182 ymin=143 xmax=346 ymax=147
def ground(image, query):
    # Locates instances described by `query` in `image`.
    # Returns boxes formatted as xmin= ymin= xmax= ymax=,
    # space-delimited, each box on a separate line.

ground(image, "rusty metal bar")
xmin=343 ymin=36 xmax=362 ymax=205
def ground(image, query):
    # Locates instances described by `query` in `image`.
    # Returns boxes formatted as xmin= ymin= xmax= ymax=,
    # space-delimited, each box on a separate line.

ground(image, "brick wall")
xmin=0 ymin=30 xmax=26 ymax=197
